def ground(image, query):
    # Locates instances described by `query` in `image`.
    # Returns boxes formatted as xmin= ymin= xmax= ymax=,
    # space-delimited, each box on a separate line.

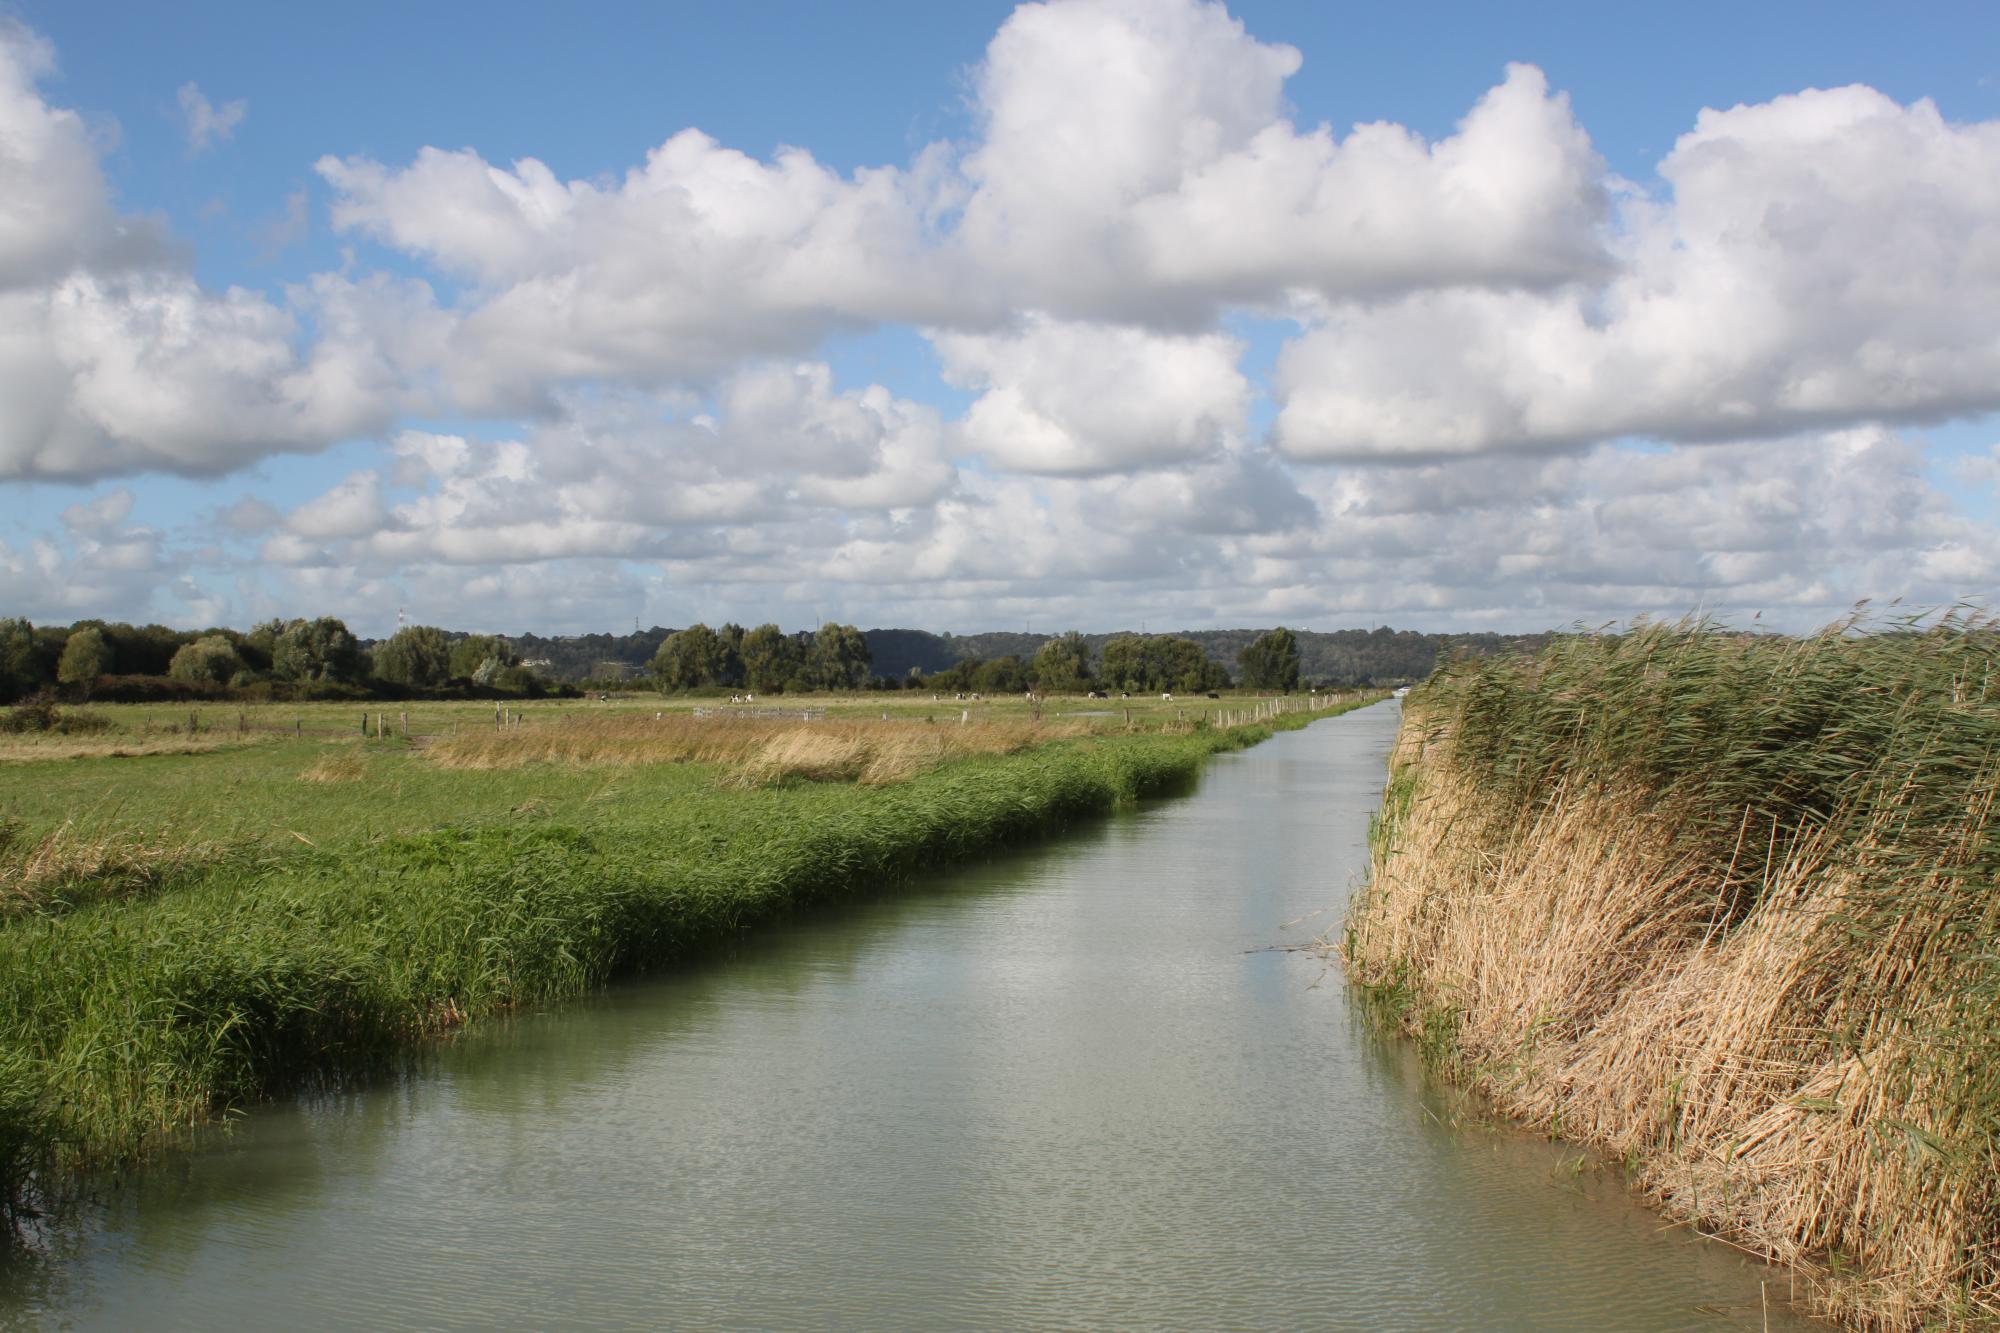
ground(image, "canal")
xmin=0 ymin=702 xmax=1812 ymax=1329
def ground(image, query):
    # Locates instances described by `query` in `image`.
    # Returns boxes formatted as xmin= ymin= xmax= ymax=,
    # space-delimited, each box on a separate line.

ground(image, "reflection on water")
xmin=0 ymin=704 xmax=1816 ymax=1330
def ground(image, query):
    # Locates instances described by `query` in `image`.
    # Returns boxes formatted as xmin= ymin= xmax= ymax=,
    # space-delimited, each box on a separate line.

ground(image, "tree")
xmin=449 ymin=634 xmax=519 ymax=683
xmin=1097 ymin=635 xmax=1146 ymax=692
xmin=370 ymin=625 xmax=453 ymax=689
xmin=653 ymin=623 xmax=732 ymax=692
xmin=1029 ymin=631 xmax=1093 ymax=693
xmin=0 ymin=619 xmax=45 ymax=703
xmin=1237 ymin=627 xmax=1301 ymax=691
xmin=271 ymin=617 xmax=365 ymax=685
xmin=57 ymin=627 xmax=110 ymax=693
xmin=168 ymin=635 xmax=246 ymax=686
xmin=926 ymin=657 xmax=982 ymax=693
xmin=806 ymin=623 xmax=871 ymax=691
xmin=1097 ymin=633 xmax=1227 ymax=693
xmin=715 ymin=623 xmax=746 ymax=686
xmin=973 ymin=655 xmax=1028 ymax=693
xmin=739 ymin=623 xmax=796 ymax=692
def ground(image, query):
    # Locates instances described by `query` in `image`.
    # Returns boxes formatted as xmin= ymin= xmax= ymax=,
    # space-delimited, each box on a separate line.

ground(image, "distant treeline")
xmin=503 ymin=623 xmax=1544 ymax=689
xmin=653 ymin=623 xmax=1543 ymax=690
xmin=0 ymin=617 xmax=579 ymax=706
xmin=0 ymin=615 xmax=1548 ymax=705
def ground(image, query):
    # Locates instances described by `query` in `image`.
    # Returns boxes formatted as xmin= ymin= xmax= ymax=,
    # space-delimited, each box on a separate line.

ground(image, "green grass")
xmin=0 ymin=694 xmax=1378 ymax=1224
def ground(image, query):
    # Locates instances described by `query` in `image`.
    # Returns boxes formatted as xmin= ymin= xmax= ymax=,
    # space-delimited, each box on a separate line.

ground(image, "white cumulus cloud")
xmin=1274 ymin=85 xmax=2000 ymax=459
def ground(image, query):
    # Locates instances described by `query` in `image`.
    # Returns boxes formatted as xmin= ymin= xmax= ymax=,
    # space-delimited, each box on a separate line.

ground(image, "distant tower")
xmin=633 ymin=615 xmax=640 ymax=634
xmin=396 ymin=606 xmax=406 ymax=632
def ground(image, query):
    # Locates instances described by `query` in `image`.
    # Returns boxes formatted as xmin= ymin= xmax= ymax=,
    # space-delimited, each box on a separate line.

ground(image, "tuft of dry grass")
xmin=422 ymin=713 xmax=1091 ymax=785
xmin=298 ymin=746 xmax=369 ymax=784
xmin=0 ymin=733 xmax=249 ymax=763
xmin=0 ymin=819 xmax=223 ymax=917
xmin=1344 ymin=616 xmax=2000 ymax=1330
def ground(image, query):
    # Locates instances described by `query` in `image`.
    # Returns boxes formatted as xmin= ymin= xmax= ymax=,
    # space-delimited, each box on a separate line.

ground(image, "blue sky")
xmin=2 ymin=0 xmax=1996 ymax=634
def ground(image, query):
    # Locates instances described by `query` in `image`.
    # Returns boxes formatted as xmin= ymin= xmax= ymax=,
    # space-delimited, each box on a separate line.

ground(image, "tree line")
xmin=646 ymin=623 xmax=1304 ymax=696
xmin=650 ymin=622 xmax=874 ymax=693
xmin=0 ymin=617 xmax=566 ymax=705
xmin=1 ymin=612 xmax=1343 ymax=705
xmin=916 ymin=629 xmax=1293 ymax=695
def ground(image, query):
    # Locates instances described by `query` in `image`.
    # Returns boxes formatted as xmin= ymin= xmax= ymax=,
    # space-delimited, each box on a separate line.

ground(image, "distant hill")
xmin=487 ymin=624 xmax=1546 ymax=687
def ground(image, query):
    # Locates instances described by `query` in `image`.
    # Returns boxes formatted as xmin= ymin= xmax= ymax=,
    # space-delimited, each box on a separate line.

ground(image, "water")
xmin=1 ymin=704 xmax=1815 ymax=1330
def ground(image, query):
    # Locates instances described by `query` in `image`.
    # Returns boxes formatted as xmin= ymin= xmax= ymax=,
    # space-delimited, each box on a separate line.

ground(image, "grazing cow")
xmin=1205 ymin=691 xmax=1219 ymax=699
xmin=1161 ymin=692 xmax=1173 ymax=702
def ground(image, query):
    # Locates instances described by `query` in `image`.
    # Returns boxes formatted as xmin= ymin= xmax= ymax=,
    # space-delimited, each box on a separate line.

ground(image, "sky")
xmin=1 ymin=0 xmax=1997 ymax=637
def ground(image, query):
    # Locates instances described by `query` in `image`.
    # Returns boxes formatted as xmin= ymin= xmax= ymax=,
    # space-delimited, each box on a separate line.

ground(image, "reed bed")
xmin=423 ymin=713 xmax=1093 ymax=785
xmin=1343 ymin=615 xmax=1999 ymax=1329
xmin=0 ymin=819 xmax=227 ymax=919
xmin=0 ymin=697 xmax=1380 ymax=1228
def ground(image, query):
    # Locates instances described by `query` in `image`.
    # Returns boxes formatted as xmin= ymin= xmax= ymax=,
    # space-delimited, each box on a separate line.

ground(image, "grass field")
xmin=0 ymin=687 xmax=1378 ymax=1224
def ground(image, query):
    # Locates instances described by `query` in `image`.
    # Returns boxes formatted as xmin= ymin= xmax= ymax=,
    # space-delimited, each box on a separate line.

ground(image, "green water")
xmin=1 ymin=703 xmax=1816 ymax=1330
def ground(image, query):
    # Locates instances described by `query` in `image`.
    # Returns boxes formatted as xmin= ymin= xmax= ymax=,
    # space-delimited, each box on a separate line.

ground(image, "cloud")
xmin=262 ymin=363 xmax=957 ymax=571
xmin=286 ymin=469 xmax=388 ymax=541
xmin=1243 ymin=427 xmax=1999 ymax=622
xmin=0 ymin=23 xmax=124 ymax=290
xmin=0 ymin=38 xmax=399 ymax=479
xmin=60 ymin=486 xmax=134 ymax=534
xmin=316 ymin=132 xmax=958 ymax=407
xmin=0 ymin=487 xmax=182 ymax=622
xmin=176 ymin=82 xmax=245 ymax=153
xmin=959 ymin=4 xmax=1607 ymax=320
xmin=935 ymin=316 xmax=1249 ymax=474
xmin=1274 ymin=85 xmax=2000 ymax=460
xmin=252 ymin=188 xmax=308 ymax=260
xmin=216 ymin=495 xmax=283 ymax=534
xmin=311 ymin=1 xmax=1610 ymax=411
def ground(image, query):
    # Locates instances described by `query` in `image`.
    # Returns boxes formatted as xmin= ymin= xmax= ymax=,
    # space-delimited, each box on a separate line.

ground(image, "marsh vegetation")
xmin=1345 ymin=615 xmax=1999 ymax=1329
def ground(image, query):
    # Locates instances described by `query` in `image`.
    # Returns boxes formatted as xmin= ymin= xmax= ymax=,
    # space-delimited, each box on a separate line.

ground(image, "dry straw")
xmin=1344 ymin=612 xmax=2000 ymax=1330
xmin=0 ymin=819 xmax=224 ymax=917
xmin=422 ymin=713 xmax=1091 ymax=785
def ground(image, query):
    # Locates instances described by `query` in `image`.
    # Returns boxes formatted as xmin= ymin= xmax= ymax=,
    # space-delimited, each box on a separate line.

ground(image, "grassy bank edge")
xmin=1 ymin=698 xmax=1378 ymax=1226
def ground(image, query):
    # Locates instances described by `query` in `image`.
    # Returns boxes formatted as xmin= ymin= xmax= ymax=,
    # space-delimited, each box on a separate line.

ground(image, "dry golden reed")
xmin=0 ymin=819 xmax=221 ymax=916
xmin=298 ymin=746 xmax=369 ymax=784
xmin=422 ymin=713 xmax=1091 ymax=785
xmin=0 ymin=733 xmax=244 ymax=763
xmin=1345 ymin=616 xmax=1999 ymax=1331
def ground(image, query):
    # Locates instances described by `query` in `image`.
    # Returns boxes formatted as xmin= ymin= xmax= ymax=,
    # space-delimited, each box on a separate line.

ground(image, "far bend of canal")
xmin=1 ymin=701 xmax=1816 ymax=1331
